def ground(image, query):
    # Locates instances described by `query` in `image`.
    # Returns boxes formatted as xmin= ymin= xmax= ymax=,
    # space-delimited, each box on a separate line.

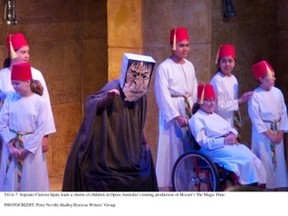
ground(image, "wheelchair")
xmin=172 ymin=137 xmax=239 ymax=191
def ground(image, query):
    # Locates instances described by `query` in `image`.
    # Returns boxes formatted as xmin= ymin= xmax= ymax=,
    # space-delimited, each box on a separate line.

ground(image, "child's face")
xmin=259 ymin=72 xmax=276 ymax=90
xmin=172 ymin=40 xmax=190 ymax=59
xmin=219 ymin=56 xmax=235 ymax=76
xmin=12 ymin=46 xmax=30 ymax=64
xmin=200 ymin=98 xmax=216 ymax=113
xmin=11 ymin=80 xmax=30 ymax=96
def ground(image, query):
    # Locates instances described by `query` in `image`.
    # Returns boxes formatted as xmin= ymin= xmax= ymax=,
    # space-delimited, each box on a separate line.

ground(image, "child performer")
xmin=0 ymin=62 xmax=49 ymax=191
xmin=248 ymin=60 xmax=288 ymax=190
xmin=189 ymin=84 xmax=266 ymax=186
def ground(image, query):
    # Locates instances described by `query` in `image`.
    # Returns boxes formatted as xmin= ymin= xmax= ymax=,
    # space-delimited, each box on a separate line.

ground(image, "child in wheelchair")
xmin=188 ymin=84 xmax=267 ymax=187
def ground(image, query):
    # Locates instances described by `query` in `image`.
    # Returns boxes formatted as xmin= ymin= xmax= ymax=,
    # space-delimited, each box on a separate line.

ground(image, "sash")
xmin=4 ymin=129 xmax=33 ymax=191
xmin=262 ymin=118 xmax=281 ymax=171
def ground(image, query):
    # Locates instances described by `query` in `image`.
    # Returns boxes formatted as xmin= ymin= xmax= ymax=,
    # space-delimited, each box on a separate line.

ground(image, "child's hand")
xmin=18 ymin=148 xmax=29 ymax=160
xmin=174 ymin=115 xmax=188 ymax=128
xmin=42 ymin=136 xmax=49 ymax=153
xmin=265 ymin=130 xmax=282 ymax=144
xmin=238 ymin=91 xmax=253 ymax=104
xmin=224 ymin=133 xmax=238 ymax=145
xmin=275 ymin=131 xmax=284 ymax=144
xmin=8 ymin=145 xmax=21 ymax=159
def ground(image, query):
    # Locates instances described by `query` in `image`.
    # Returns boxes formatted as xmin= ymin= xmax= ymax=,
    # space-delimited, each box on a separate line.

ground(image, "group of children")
xmin=155 ymin=26 xmax=288 ymax=191
xmin=0 ymin=33 xmax=56 ymax=191
xmin=196 ymin=45 xmax=288 ymax=190
xmin=201 ymin=44 xmax=288 ymax=190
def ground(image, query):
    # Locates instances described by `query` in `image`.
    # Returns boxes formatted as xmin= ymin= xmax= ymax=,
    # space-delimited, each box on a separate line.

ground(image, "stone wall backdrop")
xmin=277 ymin=0 xmax=288 ymax=103
xmin=0 ymin=0 xmax=108 ymax=178
xmin=277 ymin=0 xmax=288 ymax=161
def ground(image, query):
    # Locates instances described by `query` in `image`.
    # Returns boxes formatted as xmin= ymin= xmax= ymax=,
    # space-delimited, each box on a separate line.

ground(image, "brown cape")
xmin=62 ymin=80 xmax=158 ymax=191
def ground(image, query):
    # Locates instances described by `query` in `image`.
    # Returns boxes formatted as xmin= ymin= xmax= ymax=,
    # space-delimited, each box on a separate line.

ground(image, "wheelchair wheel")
xmin=172 ymin=151 xmax=220 ymax=191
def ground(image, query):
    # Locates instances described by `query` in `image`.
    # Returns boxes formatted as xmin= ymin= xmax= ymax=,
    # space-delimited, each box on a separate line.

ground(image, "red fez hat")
xmin=197 ymin=84 xmax=215 ymax=104
xmin=6 ymin=33 xmax=29 ymax=53
xmin=11 ymin=63 xmax=32 ymax=81
xmin=170 ymin=27 xmax=189 ymax=50
xmin=215 ymin=44 xmax=236 ymax=64
xmin=252 ymin=60 xmax=274 ymax=80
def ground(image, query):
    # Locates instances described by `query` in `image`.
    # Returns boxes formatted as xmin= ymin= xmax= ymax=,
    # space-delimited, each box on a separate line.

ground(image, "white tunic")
xmin=0 ymin=67 xmax=56 ymax=135
xmin=210 ymin=71 xmax=239 ymax=126
xmin=0 ymin=93 xmax=49 ymax=191
xmin=248 ymin=86 xmax=288 ymax=189
xmin=188 ymin=109 xmax=267 ymax=185
xmin=154 ymin=58 xmax=198 ymax=188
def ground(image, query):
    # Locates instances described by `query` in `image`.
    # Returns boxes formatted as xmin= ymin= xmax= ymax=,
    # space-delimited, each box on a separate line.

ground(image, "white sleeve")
xmin=32 ymin=68 xmax=56 ymax=135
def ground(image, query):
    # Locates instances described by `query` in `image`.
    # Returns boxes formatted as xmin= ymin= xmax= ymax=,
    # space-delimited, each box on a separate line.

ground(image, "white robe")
xmin=154 ymin=58 xmax=198 ymax=188
xmin=248 ymin=86 xmax=288 ymax=189
xmin=0 ymin=93 xmax=49 ymax=191
xmin=188 ymin=109 xmax=267 ymax=185
xmin=0 ymin=67 xmax=56 ymax=135
xmin=210 ymin=71 xmax=239 ymax=126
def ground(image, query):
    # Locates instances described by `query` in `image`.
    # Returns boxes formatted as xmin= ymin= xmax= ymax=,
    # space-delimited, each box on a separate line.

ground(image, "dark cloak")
xmin=62 ymin=80 xmax=158 ymax=191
